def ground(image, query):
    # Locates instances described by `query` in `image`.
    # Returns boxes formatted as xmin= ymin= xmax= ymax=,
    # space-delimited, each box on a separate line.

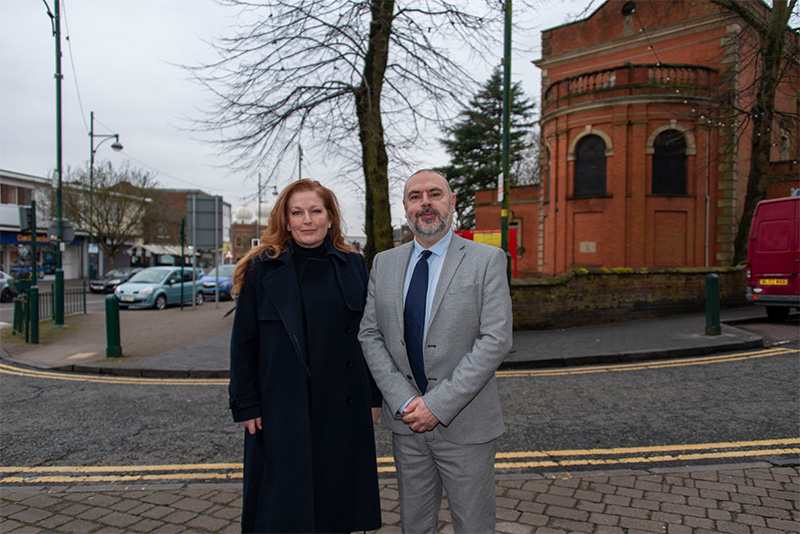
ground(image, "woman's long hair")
xmin=232 ymin=179 xmax=355 ymax=297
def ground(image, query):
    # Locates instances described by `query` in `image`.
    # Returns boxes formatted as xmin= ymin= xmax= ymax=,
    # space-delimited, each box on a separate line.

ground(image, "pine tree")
xmin=437 ymin=68 xmax=536 ymax=229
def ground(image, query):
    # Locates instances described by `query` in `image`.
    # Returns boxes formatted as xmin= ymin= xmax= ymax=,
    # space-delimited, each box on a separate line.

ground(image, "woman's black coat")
xmin=229 ymin=240 xmax=382 ymax=533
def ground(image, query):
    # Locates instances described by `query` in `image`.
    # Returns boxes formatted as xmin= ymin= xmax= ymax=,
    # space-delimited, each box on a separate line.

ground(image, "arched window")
xmin=574 ymin=134 xmax=607 ymax=197
xmin=652 ymin=130 xmax=687 ymax=195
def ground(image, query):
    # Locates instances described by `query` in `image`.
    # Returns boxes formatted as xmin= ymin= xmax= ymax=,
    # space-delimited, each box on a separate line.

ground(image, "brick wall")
xmin=510 ymin=267 xmax=747 ymax=330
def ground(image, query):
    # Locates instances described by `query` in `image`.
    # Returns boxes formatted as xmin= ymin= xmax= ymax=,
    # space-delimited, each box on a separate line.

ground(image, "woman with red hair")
xmin=229 ymin=179 xmax=381 ymax=533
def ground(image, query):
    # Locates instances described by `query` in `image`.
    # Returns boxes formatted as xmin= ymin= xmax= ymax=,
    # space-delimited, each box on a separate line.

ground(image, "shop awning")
xmin=140 ymin=244 xmax=184 ymax=256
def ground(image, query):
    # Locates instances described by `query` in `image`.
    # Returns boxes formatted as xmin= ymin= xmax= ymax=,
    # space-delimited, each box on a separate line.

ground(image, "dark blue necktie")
xmin=404 ymin=249 xmax=432 ymax=394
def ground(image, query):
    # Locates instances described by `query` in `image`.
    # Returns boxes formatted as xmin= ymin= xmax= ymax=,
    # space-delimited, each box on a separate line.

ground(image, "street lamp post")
xmin=51 ymin=0 xmax=66 ymax=328
xmin=88 ymin=111 xmax=123 ymax=281
xmin=500 ymin=0 xmax=512 ymax=284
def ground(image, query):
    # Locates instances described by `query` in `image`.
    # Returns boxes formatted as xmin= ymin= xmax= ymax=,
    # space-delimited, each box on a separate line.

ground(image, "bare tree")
xmin=47 ymin=161 xmax=157 ymax=270
xmin=711 ymin=0 xmax=799 ymax=264
xmin=512 ymin=131 xmax=540 ymax=186
xmin=190 ymin=0 xmax=524 ymax=264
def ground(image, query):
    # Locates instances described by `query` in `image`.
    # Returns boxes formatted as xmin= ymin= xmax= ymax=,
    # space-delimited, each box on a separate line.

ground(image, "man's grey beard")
xmin=407 ymin=207 xmax=453 ymax=238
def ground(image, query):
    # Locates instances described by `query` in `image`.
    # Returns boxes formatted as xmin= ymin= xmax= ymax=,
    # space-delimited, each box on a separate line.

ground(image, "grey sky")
xmin=0 ymin=0 xmax=584 ymax=236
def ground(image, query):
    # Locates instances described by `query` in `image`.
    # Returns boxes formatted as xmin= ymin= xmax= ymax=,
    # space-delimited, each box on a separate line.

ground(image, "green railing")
xmin=11 ymin=293 xmax=29 ymax=340
xmin=11 ymin=282 xmax=87 ymax=343
xmin=44 ymin=282 xmax=87 ymax=318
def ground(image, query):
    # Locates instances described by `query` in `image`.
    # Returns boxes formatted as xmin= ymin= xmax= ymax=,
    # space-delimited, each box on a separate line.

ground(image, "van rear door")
xmin=747 ymin=197 xmax=800 ymax=303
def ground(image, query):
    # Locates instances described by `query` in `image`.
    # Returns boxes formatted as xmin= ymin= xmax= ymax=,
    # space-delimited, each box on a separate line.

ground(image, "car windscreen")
xmin=128 ymin=270 xmax=169 ymax=284
xmin=206 ymin=265 xmax=236 ymax=277
xmin=105 ymin=269 xmax=127 ymax=278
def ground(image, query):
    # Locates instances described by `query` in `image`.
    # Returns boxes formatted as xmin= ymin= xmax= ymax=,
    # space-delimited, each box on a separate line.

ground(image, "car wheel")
xmin=765 ymin=306 xmax=789 ymax=321
xmin=0 ymin=287 xmax=12 ymax=303
xmin=195 ymin=292 xmax=204 ymax=305
xmin=154 ymin=294 xmax=167 ymax=311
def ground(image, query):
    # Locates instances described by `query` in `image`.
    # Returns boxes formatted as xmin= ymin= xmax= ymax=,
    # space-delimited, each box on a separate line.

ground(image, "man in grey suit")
xmin=359 ymin=169 xmax=513 ymax=533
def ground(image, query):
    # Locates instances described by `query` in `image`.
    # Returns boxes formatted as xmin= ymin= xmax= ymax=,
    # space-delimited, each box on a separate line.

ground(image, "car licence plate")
xmin=121 ymin=296 xmax=135 ymax=302
xmin=759 ymin=278 xmax=788 ymax=286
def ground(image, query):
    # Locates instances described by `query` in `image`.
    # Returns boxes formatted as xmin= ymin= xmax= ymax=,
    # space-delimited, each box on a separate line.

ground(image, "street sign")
xmin=186 ymin=195 xmax=223 ymax=250
xmin=47 ymin=219 xmax=75 ymax=243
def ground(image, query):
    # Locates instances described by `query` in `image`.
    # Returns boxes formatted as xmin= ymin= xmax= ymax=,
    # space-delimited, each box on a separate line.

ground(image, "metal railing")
xmin=11 ymin=282 xmax=87 ymax=343
xmin=47 ymin=282 xmax=87 ymax=318
xmin=12 ymin=293 xmax=29 ymax=340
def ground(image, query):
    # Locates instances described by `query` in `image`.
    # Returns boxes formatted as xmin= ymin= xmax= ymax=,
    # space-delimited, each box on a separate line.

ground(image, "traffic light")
xmin=18 ymin=206 xmax=33 ymax=234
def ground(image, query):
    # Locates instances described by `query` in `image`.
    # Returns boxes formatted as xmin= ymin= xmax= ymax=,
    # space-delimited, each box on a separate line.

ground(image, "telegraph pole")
xmin=501 ymin=0 xmax=512 ymax=283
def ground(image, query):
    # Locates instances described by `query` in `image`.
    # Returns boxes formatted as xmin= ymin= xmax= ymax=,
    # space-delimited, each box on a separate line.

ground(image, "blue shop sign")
xmin=0 ymin=231 xmax=79 ymax=246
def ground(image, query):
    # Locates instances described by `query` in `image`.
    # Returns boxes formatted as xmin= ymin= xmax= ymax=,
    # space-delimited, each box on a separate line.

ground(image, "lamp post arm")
xmin=88 ymin=110 xmax=122 ymax=281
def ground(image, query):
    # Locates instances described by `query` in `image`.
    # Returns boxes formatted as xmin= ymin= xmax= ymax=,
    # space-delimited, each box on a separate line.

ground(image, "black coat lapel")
xmin=261 ymin=253 xmax=306 ymax=369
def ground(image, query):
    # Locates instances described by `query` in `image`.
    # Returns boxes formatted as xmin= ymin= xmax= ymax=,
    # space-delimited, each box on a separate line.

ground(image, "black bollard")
xmin=705 ymin=273 xmax=721 ymax=336
xmin=105 ymin=295 xmax=123 ymax=357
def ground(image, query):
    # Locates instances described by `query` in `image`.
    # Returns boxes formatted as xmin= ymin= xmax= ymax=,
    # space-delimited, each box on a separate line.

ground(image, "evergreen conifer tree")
xmin=437 ymin=68 xmax=536 ymax=229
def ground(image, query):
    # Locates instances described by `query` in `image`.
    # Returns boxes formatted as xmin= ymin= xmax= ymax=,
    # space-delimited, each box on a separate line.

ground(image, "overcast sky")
xmin=0 ymin=0 xmax=589 ymax=236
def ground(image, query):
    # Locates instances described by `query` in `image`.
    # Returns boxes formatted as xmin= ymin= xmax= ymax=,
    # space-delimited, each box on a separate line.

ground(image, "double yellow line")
xmin=489 ymin=437 xmax=800 ymax=471
xmin=2 ymin=438 xmax=796 ymax=483
xmin=0 ymin=362 xmax=225 ymax=386
xmin=497 ymin=347 xmax=797 ymax=377
xmin=0 ymin=463 xmax=242 ymax=485
xmin=1 ymin=347 xmax=795 ymax=385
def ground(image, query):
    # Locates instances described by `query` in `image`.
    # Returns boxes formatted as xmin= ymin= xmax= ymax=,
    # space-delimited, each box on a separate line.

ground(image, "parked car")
xmin=90 ymin=267 xmax=144 ymax=293
xmin=0 ymin=270 xmax=15 ymax=303
xmin=746 ymin=195 xmax=800 ymax=321
xmin=114 ymin=266 xmax=205 ymax=310
xmin=200 ymin=264 xmax=236 ymax=300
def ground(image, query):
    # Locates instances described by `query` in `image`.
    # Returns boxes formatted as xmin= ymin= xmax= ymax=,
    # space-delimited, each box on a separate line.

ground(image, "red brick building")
xmin=231 ymin=222 xmax=257 ymax=262
xmin=474 ymin=0 xmax=798 ymax=277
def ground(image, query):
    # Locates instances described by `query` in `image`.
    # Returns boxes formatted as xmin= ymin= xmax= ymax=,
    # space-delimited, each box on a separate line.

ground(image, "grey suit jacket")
xmin=358 ymin=233 xmax=513 ymax=445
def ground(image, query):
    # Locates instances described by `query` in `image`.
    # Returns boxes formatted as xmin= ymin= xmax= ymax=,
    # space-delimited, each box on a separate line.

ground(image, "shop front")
xmin=0 ymin=230 xmax=82 ymax=280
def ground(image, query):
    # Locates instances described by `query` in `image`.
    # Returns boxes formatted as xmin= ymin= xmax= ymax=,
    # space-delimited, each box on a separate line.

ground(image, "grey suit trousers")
xmin=392 ymin=428 xmax=497 ymax=534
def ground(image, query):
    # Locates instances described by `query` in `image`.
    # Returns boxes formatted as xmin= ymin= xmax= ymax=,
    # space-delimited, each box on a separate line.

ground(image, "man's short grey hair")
xmin=406 ymin=169 xmax=453 ymax=196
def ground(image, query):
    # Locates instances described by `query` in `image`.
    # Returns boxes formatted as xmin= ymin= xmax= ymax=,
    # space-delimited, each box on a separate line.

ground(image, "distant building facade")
xmin=0 ymin=169 xmax=73 ymax=279
xmin=1 ymin=169 xmax=234 ymax=278
xmin=231 ymin=221 xmax=258 ymax=263
xmin=516 ymin=0 xmax=798 ymax=277
xmin=134 ymin=189 xmax=232 ymax=269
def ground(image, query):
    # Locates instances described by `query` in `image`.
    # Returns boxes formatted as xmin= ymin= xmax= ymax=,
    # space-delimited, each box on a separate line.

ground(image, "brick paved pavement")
xmin=2 ymin=464 xmax=797 ymax=533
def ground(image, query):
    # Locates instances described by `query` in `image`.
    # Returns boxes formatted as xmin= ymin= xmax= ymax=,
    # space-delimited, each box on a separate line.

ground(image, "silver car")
xmin=114 ymin=266 xmax=205 ymax=310
xmin=0 ymin=270 xmax=15 ymax=303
